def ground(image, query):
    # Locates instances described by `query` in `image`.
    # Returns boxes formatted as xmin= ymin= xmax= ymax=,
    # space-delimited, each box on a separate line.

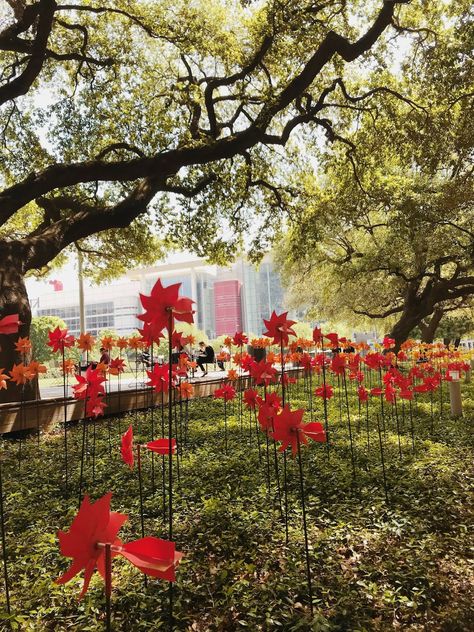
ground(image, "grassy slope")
xmin=0 ymin=379 xmax=473 ymax=631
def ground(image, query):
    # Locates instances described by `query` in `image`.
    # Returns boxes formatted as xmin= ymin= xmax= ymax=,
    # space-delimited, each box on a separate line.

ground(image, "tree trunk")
xmin=0 ymin=260 xmax=36 ymax=403
xmin=389 ymin=304 xmax=433 ymax=352
xmin=419 ymin=308 xmax=444 ymax=344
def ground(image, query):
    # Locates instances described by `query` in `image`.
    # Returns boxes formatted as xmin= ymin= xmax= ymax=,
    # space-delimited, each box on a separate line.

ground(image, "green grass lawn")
xmin=0 ymin=379 xmax=473 ymax=631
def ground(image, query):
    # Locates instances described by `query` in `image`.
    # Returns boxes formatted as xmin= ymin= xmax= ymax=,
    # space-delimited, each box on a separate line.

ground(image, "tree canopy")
xmin=1 ymin=0 xmax=429 ymax=282
xmin=276 ymin=0 xmax=474 ymax=347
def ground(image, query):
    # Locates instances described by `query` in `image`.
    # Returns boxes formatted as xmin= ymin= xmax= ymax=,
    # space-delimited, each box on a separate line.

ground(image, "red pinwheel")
xmin=330 ymin=354 xmax=346 ymax=375
xmin=312 ymin=327 xmax=323 ymax=346
xmin=299 ymin=353 xmax=313 ymax=372
xmin=271 ymin=405 xmax=326 ymax=456
xmin=314 ymin=384 xmax=334 ymax=400
xmin=146 ymin=363 xmax=177 ymax=393
xmin=56 ymin=492 xmax=127 ymax=598
xmin=88 ymin=396 xmax=107 ymax=418
xmin=364 ymin=353 xmax=385 ymax=371
xmin=383 ymin=337 xmax=395 ymax=349
xmin=214 ymin=384 xmax=236 ymax=401
xmin=72 ymin=366 xmax=106 ymax=400
xmin=240 ymin=354 xmax=256 ymax=372
xmin=399 ymin=388 xmax=413 ymax=400
xmin=384 ymin=383 xmax=396 ymax=403
xmin=119 ymin=537 xmax=183 ymax=582
xmin=281 ymin=373 xmax=296 ymax=386
xmin=0 ymin=313 xmax=20 ymax=335
xmin=258 ymin=402 xmax=276 ymax=431
xmin=232 ymin=332 xmax=248 ymax=347
xmin=325 ymin=333 xmax=339 ymax=349
xmin=47 ymin=326 xmax=75 ymax=353
xmin=171 ymin=330 xmax=185 ymax=349
xmin=137 ymin=322 xmax=164 ymax=346
xmin=243 ymin=388 xmax=259 ymax=410
xmin=56 ymin=493 xmax=182 ymax=598
xmin=262 ymin=311 xmax=296 ymax=347
xmin=72 ymin=366 xmax=107 ymax=417
xmin=121 ymin=425 xmax=134 ymax=469
xmin=138 ymin=279 xmax=194 ymax=338
xmin=258 ymin=391 xmax=282 ymax=412
xmin=249 ymin=359 xmax=277 ymax=386
xmin=357 ymin=386 xmax=369 ymax=402
xmin=146 ymin=439 xmax=177 ymax=455
xmin=370 ymin=387 xmax=384 ymax=396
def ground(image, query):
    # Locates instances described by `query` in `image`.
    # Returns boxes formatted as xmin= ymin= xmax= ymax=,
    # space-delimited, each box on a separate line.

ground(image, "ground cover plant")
xmin=0 ymin=373 xmax=472 ymax=631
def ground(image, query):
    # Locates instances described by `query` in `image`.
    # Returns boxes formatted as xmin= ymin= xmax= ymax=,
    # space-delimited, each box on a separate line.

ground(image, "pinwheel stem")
xmin=365 ymin=400 xmax=370 ymax=457
xmin=137 ymin=445 xmax=148 ymax=589
xmin=0 ymin=447 xmax=11 ymax=614
xmin=135 ymin=350 xmax=139 ymax=431
xmin=105 ymin=543 xmax=112 ymax=632
xmin=254 ymin=409 xmax=262 ymax=463
xmin=342 ymin=371 xmax=356 ymax=481
xmin=78 ymin=387 xmax=89 ymax=508
xmin=117 ymin=353 xmax=122 ymax=433
xmin=393 ymin=396 xmax=402 ymax=458
xmin=430 ymin=391 xmax=434 ymax=434
xmin=161 ymin=391 xmax=166 ymax=520
xmin=18 ymin=385 xmax=24 ymax=470
xmin=296 ymin=433 xmax=313 ymax=617
xmin=376 ymin=414 xmax=389 ymax=503
xmin=308 ymin=369 xmax=313 ymax=423
xmin=280 ymin=341 xmax=289 ymax=544
xmin=223 ymin=399 xmax=228 ymax=456
xmin=62 ymin=347 xmax=69 ymax=493
xmin=321 ymin=342 xmax=330 ymax=460
xmin=378 ymin=367 xmax=386 ymax=436
xmin=409 ymin=399 xmax=415 ymax=453
xmin=167 ymin=313 xmax=175 ymax=632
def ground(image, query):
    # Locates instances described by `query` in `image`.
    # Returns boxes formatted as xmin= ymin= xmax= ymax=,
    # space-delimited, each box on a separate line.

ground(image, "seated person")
xmin=196 ymin=341 xmax=215 ymax=376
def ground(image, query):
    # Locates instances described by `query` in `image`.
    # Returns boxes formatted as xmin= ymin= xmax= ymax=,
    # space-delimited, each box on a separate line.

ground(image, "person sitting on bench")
xmin=196 ymin=341 xmax=214 ymax=376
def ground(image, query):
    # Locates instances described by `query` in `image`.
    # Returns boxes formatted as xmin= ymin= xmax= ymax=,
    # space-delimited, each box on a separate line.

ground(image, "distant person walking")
xmin=196 ymin=341 xmax=215 ymax=376
xmin=99 ymin=347 xmax=110 ymax=366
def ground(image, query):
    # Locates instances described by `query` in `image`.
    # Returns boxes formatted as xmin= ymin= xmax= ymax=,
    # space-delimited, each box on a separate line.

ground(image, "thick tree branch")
xmin=0 ymin=1 xmax=406 ymax=234
xmin=0 ymin=0 xmax=56 ymax=106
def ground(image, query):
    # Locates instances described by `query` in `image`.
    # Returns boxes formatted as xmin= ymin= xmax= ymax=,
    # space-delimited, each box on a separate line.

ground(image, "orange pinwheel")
xmin=28 ymin=361 xmax=47 ymax=378
xmin=61 ymin=359 xmax=76 ymax=376
xmin=76 ymin=332 xmax=95 ymax=352
xmin=0 ymin=370 xmax=10 ymax=389
xmin=116 ymin=336 xmax=129 ymax=351
xmin=100 ymin=336 xmax=115 ymax=351
xmin=108 ymin=357 xmax=126 ymax=375
xmin=9 ymin=362 xmax=33 ymax=385
xmin=128 ymin=336 xmax=143 ymax=350
xmin=14 ymin=336 xmax=31 ymax=355
xmin=226 ymin=369 xmax=238 ymax=382
xmin=178 ymin=382 xmax=194 ymax=399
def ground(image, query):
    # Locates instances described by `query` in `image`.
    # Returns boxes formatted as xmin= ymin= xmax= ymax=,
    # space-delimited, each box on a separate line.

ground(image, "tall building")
xmin=214 ymin=280 xmax=243 ymax=335
xmin=35 ymin=280 xmax=141 ymax=337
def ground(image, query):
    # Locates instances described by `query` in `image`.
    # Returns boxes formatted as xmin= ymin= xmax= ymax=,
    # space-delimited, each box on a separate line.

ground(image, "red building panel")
xmin=214 ymin=280 xmax=242 ymax=336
